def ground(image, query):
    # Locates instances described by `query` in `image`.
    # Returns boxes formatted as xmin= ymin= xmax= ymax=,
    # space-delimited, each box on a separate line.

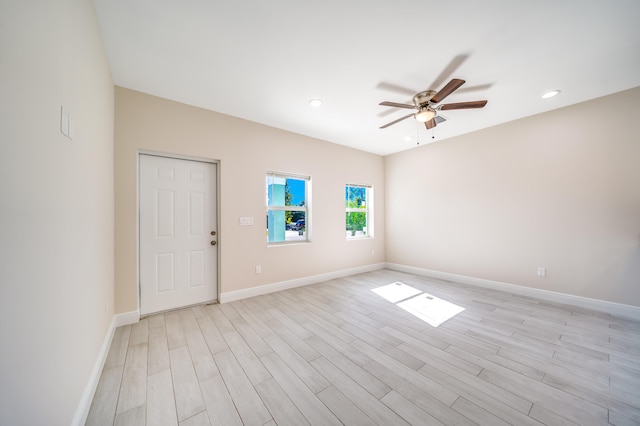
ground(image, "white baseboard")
xmin=72 ymin=309 xmax=139 ymax=425
xmin=220 ymin=263 xmax=386 ymax=303
xmin=115 ymin=310 xmax=140 ymax=326
xmin=386 ymin=263 xmax=640 ymax=321
xmin=72 ymin=316 xmax=116 ymax=426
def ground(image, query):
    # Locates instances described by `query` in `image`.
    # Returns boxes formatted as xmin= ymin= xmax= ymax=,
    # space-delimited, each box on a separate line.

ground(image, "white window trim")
xmin=345 ymin=183 xmax=373 ymax=240
xmin=266 ymin=172 xmax=311 ymax=245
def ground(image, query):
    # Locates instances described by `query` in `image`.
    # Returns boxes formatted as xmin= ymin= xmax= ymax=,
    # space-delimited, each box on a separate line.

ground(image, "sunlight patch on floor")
xmin=371 ymin=282 xmax=422 ymax=303
xmin=372 ymin=282 xmax=465 ymax=327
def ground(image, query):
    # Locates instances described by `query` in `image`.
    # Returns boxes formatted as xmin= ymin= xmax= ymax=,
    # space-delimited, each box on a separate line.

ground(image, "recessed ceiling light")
xmin=308 ymin=98 xmax=323 ymax=107
xmin=541 ymin=90 xmax=561 ymax=99
xmin=404 ymin=136 xmax=414 ymax=142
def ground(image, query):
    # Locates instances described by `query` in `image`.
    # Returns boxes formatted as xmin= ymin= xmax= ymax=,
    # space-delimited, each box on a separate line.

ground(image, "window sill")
xmin=267 ymin=240 xmax=312 ymax=247
xmin=346 ymin=235 xmax=372 ymax=241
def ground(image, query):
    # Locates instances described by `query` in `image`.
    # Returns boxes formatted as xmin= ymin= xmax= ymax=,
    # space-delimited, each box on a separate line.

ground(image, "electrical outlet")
xmin=255 ymin=265 xmax=262 ymax=274
xmin=537 ymin=267 xmax=546 ymax=277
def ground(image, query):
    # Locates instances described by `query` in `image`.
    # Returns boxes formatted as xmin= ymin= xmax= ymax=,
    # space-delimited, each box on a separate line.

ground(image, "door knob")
xmin=210 ymin=240 xmax=217 ymax=246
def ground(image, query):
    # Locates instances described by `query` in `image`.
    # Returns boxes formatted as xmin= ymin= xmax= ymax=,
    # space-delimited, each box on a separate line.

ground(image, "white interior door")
xmin=139 ymin=154 xmax=218 ymax=315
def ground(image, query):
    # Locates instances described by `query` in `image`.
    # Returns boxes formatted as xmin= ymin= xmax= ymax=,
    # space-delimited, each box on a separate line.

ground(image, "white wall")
xmin=114 ymin=87 xmax=385 ymax=314
xmin=0 ymin=0 xmax=114 ymax=424
xmin=385 ymin=87 xmax=640 ymax=308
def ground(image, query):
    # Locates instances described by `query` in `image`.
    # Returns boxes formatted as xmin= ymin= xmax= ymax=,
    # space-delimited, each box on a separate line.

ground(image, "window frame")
xmin=266 ymin=172 xmax=311 ymax=245
xmin=345 ymin=183 xmax=372 ymax=240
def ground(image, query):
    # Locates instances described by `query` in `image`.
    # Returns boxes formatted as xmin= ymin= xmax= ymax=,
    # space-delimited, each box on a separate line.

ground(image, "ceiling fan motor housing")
xmin=413 ymin=90 xmax=437 ymax=107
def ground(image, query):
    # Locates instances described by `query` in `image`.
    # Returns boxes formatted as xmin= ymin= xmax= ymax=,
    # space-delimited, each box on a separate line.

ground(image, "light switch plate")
xmin=68 ymin=117 xmax=74 ymax=140
xmin=239 ymin=217 xmax=254 ymax=226
xmin=60 ymin=106 xmax=69 ymax=137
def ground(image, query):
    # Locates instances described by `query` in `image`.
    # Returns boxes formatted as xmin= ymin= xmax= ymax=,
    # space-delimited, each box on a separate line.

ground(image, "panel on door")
xmin=139 ymin=155 xmax=218 ymax=315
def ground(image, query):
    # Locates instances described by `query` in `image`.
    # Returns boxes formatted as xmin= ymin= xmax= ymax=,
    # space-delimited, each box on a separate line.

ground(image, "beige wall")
xmin=114 ymin=87 xmax=385 ymax=314
xmin=0 ymin=0 xmax=114 ymax=424
xmin=386 ymin=87 xmax=640 ymax=307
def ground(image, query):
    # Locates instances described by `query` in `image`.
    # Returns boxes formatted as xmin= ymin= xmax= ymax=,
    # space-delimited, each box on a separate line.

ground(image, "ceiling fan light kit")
xmin=379 ymin=78 xmax=488 ymax=131
xmin=415 ymin=107 xmax=435 ymax=123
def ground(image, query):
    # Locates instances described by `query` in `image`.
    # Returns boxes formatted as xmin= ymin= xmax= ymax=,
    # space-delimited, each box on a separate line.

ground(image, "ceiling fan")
xmin=379 ymin=78 xmax=487 ymax=130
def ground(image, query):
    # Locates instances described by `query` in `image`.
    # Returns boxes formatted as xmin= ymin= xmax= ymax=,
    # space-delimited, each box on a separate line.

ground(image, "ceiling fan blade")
xmin=377 ymin=81 xmax=418 ymax=96
xmin=425 ymin=118 xmax=437 ymax=129
xmin=380 ymin=113 xmax=414 ymax=129
xmin=429 ymin=54 xmax=469 ymax=90
xmin=454 ymin=83 xmax=493 ymax=95
xmin=378 ymin=105 xmax=412 ymax=118
xmin=440 ymin=100 xmax=487 ymax=110
xmin=379 ymin=101 xmax=416 ymax=110
xmin=431 ymin=78 xmax=465 ymax=104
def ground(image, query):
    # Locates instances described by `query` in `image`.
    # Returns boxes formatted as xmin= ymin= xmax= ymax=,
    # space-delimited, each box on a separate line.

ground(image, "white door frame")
xmin=137 ymin=150 xmax=221 ymax=315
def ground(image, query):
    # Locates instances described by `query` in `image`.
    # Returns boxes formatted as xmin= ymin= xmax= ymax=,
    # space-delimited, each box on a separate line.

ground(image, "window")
xmin=266 ymin=173 xmax=310 ymax=243
xmin=346 ymin=184 xmax=372 ymax=239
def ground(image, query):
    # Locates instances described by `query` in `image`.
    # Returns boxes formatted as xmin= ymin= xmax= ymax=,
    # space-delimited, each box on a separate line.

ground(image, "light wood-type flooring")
xmin=86 ymin=269 xmax=640 ymax=425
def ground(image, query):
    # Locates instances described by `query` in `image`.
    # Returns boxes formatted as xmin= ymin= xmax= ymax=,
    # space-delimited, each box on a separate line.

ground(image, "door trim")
xmin=137 ymin=150 xmax=221 ymax=315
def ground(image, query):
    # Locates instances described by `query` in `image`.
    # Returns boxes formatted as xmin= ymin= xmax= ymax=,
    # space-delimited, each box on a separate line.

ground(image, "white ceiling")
xmin=92 ymin=0 xmax=640 ymax=156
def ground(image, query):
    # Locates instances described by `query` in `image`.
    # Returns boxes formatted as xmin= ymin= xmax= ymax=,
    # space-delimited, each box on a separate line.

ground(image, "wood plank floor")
xmin=86 ymin=270 xmax=640 ymax=425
